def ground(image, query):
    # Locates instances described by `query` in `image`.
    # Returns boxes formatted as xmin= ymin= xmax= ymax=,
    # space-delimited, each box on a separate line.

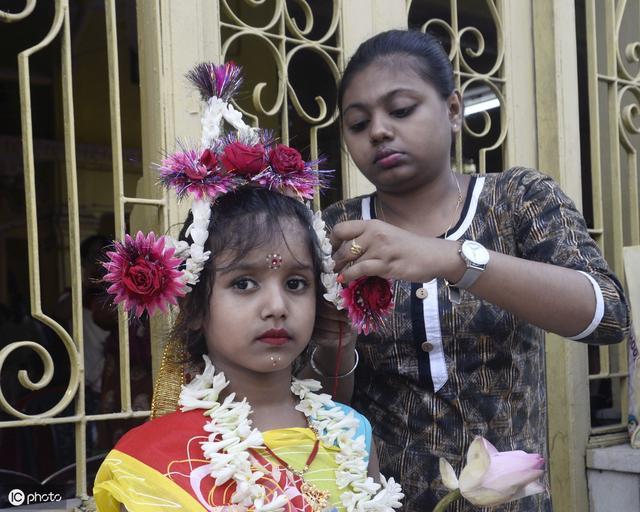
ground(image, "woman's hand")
xmin=330 ymin=219 xmax=462 ymax=284
xmin=313 ymin=299 xmax=357 ymax=350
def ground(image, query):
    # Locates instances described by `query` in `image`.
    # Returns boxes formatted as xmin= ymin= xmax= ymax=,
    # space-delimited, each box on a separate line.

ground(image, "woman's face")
xmin=341 ymin=56 xmax=462 ymax=193
xmin=203 ymin=220 xmax=316 ymax=378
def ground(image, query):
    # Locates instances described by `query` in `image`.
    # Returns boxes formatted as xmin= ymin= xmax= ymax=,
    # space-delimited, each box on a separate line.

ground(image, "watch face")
xmin=462 ymin=240 xmax=490 ymax=265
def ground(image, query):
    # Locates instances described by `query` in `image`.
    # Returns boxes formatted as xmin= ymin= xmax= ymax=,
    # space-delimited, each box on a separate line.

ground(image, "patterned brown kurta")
xmin=322 ymin=168 xmax=630 ymax=512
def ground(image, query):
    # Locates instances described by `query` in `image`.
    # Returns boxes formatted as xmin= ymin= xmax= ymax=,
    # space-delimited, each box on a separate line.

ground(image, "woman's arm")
xmin=367 ymin=439 xmax=381 ymax=481
xmin=330 ymin=219 xmax=627 ymax=343
xmin=297 ymin=301 xmax=357 ymax=403
xmin=329 ymin=169 xmax=629 ymax=344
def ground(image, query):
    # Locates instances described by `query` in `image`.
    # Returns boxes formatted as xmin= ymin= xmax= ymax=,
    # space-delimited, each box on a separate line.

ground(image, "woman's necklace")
xmin=376 ymin=171 xmax=463 ymax=239
xmin=178 ymin=355 xmax=404 ymax=512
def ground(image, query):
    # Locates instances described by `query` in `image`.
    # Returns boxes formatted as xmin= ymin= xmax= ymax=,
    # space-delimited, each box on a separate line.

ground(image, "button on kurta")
xmin=416 ymin=287 xmax=428 ymax=299
xmin=421 ymin=341 xmax=434 ymax=352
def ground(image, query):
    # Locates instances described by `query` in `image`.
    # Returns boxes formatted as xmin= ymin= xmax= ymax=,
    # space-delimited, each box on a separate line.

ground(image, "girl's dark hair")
xmin=171 ymin=187 xmax=323 ymax=365
xmin=338 ymin=29 xmax=455 ymax=111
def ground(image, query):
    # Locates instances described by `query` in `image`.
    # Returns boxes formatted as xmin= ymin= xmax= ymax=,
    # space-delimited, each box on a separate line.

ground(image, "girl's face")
xmin=203 ymin=220 xmax=316 ymax=377
xmin=341 ymin=56 xmax=462 ymax=193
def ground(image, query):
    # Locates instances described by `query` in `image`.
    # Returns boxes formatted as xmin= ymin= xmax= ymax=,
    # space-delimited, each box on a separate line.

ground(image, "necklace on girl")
xmin=179 ymin=355 xmax=403 ymax=512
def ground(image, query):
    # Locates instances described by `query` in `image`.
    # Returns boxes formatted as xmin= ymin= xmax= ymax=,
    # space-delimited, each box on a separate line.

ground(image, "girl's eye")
xmin=286 ymin=278 xmax=308 ymax=292
xmin=232 ymin=278 xmax=257 ymax=291
xmin=348 ymin=120 xmax=368 ymax=133
xmin=391 ymin=105 xmax=415 ymax=118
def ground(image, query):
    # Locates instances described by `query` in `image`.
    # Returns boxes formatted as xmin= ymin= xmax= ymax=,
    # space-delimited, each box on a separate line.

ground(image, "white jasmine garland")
xmin=311 ymin=210 xmax=344 ymax=310
xmin=178 ymin=356 xmax=404 ymax=512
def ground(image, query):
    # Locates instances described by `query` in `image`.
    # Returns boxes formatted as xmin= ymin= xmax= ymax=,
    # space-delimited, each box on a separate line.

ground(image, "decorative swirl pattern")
xmin=619 ymin=86 xmax=640 ymax=151
xmin=221 ymin=0 xmax=341 ymax=165
xmin=615 ymin=0 xmax=640 ymax=81
xmin=220 ymin=0 xmax=282 ymax=32
xmin=286 ymin=44 xmax=340 ymax=125
xmin=284 ymin=0 xmax=340 ymax=44
xmin=409 ymin=0 xmax=506 ymax=173
xmin=0 ymin=0 xmax=36 ymax=23
xmin=2 ymin=0 xmax=81 ymax=421
xmin=222 ymin=32 xmax=286 ymax=121
xmin=461 ymin=78 xmax=507 ymax=173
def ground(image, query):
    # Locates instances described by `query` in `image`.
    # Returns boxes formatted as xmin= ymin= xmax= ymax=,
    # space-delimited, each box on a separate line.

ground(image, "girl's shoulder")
xmin=331 ymin=401 xmax=373 ymax=452
xmin=114 ymin=409 xmax=206 ymax=461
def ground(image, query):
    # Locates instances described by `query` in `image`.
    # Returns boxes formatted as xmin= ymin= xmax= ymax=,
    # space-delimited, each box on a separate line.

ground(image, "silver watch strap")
xmin=452 ymin=266 xmax=484 ymax=290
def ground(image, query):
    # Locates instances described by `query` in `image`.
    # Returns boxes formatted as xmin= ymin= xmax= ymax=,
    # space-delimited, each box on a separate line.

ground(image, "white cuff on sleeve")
xmin=567 ymin=271 xmax=605 ymax=340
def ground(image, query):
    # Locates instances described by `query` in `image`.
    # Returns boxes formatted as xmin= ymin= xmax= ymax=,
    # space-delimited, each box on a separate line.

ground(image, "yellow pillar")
xmin=135 ymin=0 xmax=222 ymax=378
xmin=532 ymin=1 xmax=589 ymax=510
xmin=338 ymin=0 xmax=407 ymax=199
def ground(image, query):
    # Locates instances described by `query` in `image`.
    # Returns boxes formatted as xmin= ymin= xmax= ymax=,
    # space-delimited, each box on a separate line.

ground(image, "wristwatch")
xmin=452 ymin=240 xmax=490 ymax=289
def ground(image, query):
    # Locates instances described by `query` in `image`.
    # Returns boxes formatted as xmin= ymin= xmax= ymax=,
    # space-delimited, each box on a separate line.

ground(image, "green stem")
xmin=433 ymin=489 xmax=462 ymax=512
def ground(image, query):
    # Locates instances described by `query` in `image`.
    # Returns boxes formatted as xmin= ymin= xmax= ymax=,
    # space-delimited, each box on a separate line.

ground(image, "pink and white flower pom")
xmin=102 ymin=231 xmax=187 ymax=318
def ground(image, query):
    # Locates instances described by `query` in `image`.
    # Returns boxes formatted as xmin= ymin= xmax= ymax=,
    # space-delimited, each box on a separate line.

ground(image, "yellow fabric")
xmin=94 ymin=449 xmax=203 ymax=512
xmin=94 ymin=428 xmax=346 ymax=512
xmin=261 ymin=428 xmax=343 ymax=510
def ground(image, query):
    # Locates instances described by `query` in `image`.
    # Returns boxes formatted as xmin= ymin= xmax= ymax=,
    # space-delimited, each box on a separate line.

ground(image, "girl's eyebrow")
xmin=343 ymin=88 xmax=417 ymax=114
xmin=217 ymin=260 xmax=313 ymax=274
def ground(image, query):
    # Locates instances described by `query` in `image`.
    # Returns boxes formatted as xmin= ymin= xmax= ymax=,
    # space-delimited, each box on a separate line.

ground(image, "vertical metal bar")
xmin=105 ymin=0 xmax=132 ymax=413
xmin=451 ymin=0 xmax=463 ymax=172
xmin=57 ymin=0 xmax=88 ymax=500
xmin=606 ymin=1 xmax=624 ymax=276
xmin=279 ymin=4 xmax=289 ymax=145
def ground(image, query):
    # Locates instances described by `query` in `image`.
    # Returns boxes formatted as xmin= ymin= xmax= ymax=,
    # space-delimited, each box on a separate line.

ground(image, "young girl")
xmin=92 ymin=63 xmax=402 ymax=512
xmin=311 ymin=30 xmax=630 ymax=511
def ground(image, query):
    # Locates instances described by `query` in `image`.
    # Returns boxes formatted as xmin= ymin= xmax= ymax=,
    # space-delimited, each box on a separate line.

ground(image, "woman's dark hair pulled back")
xmin=338 ymin=29 xmax=455 ymax=111
xmin=170 ymin=187 xmax=323 ymax=365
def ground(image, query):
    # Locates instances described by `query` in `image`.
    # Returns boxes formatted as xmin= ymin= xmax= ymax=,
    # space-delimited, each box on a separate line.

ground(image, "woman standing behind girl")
xmin=312 ymin=30 xmax=630 ymax=511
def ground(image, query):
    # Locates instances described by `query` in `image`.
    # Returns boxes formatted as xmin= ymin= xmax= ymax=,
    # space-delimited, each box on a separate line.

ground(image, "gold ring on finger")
xmin=350 ymin=239 xmax=364 ymax=257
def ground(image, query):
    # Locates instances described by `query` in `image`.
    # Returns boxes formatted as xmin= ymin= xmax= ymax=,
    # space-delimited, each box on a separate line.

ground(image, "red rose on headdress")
xmin=184 ymin=149 xmax=217 ymax=181
xmin=122 ymin=257 xmax=163 ymax=296
xmin=269 ymin=144 xmax=305 ymax=174
xmin=221 ymin=142 xmax=266 ymax=176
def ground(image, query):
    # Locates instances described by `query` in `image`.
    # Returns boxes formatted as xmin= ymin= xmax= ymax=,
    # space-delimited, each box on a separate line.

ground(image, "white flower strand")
xmin=312 ymin=210 xmax=344 ymax=310
xmin=178 ymin=357 xmax=403 ymax=512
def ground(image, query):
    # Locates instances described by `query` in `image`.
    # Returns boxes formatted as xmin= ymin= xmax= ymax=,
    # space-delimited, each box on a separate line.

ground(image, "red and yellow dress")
xmin=93 ymin=405 xmax=371 ymax=511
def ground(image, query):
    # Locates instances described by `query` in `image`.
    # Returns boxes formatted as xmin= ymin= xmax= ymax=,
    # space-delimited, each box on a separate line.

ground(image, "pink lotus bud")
xmin=439 ymin=436 xmax=545 ymax=507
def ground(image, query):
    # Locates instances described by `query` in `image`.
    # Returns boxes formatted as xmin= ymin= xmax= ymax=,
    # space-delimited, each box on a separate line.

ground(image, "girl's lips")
xmin=258 ymin=337 xmax=290 ymax=346
xmin=257 ymin=328 xmax=290 ymax=346
xmin=376 ymin=152 xmax=404 ymax=169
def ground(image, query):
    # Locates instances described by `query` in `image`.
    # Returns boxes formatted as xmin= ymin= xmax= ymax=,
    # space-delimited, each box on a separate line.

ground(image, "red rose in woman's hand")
xmin=123 ymin=257 xmax=163 ymax=297
xmin=357 ymin=276 xmax=393 ymax=309
xmin=221 ymin=142 xmax=266 ymax=176
xmin=269 ymin=144 xmax=305 ymax=174
xmin=342 ymin=276 xmax=394 ymax=334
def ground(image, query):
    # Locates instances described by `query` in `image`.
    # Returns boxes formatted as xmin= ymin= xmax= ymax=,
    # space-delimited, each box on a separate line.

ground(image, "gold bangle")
xmin=309 ymin=346 xmax=359 ymax=378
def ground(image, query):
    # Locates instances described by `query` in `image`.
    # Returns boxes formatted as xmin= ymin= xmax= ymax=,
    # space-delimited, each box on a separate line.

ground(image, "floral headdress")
xmin=102 ymin=61 xmax=392 ymax=334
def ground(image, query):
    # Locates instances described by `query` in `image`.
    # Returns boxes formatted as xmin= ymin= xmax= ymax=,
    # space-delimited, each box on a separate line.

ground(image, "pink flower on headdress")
xmin=221 ymin=141 xmax=266 ymax=176
xmin=159 ymin=148 xmax=242 ymax=200
xmin=341 ymin=276 xmax=394 ymax=335
xmin=102 ymin=231 xmax=187 ymax=318
xmin=186 ymin=61 xmax=244 ymax=102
